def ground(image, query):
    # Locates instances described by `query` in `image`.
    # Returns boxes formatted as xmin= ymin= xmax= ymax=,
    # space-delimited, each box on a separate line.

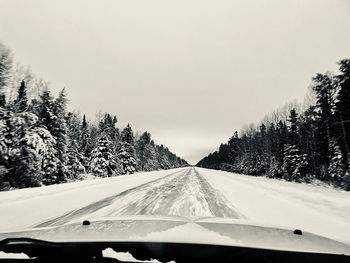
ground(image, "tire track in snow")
xmin=36 ymin=168 xmax=244 ymax=227
xmin=192 ymin=168 xmax=245 ymax=218
xmin=35 ymin=169 xmax=187 ymax=227
xmin=83 ymin=167 xmax=243 ymax=218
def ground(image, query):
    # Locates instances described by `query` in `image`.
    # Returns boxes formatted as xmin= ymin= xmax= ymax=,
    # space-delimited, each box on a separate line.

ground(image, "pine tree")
xmin=228 ymin=132 xmax=238 ymax=165
xmin=259 ymin=123 xmax=269 ymax=174
xmin=16 ymin=80 xmax=28 ymax=112
xmin=0 ymin=108 xmax=15 ymax=187
xmin=99 ymin=113 xmax=119 ymax=142
xmin=66 ymin=145 xmax=86 ymax=180
xmin=335 ymin=59 xmax=350 ymax=173
xmin=136 ymin=131 xmax=158 ymax=171
xmin=89 ymin=134 xmax=117 ymax=177
xmin=65 ymin=112 xmax=86 ymax=179
xmin=312 ymin=73 xmax=335 ymax=171
xmin=15 ymin=128 xmax=41 ymax=187
xmin=282 ymin=144 xmax=308 ymax=181
xmin=17 ymin=124 xmax=58 ymax=187
xmin=39 ymin=89 xmax=56 ymax=132
xmin=288 ymin=109 xmax=299 ymax=146
xmin=267 ymin=156 xmax=282 ymax=178
xmin=118 ymin=124 xmax=137 ymax=174
xmin=80 ymin=114 xmax=89 ymax=155
xmin=38 ymin=127 xmax=59 ymax=185
xmin=267 ymin=123 xmax=279 ymax=157
xmin=52 ymin=88 xmax=69 ymax=182
xmin=37 ymin=88 xmax=69 ymax=183
xmin=328 ymin=139 xmax=345 ymax=181
xmin=0 ymin=108 xmax=58 ymax=187
xmin=156 ymin=145 xmax=171 ymax=169
xmin=277 ymin=120 xmax=288 ymax=163
xmin=0 ymin=43 xmax=12 ymax=89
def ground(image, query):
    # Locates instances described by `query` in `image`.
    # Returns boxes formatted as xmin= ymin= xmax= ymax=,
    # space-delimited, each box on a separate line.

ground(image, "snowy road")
xmin=1 ymin=167 xmax=350 ymax=243
xmin=36 ymin=168 xmax=242 ymax=228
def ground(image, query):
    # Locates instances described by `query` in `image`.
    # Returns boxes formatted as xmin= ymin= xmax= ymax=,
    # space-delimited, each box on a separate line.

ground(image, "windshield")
xmin=0 ymin=0 xmax=350 ymax=261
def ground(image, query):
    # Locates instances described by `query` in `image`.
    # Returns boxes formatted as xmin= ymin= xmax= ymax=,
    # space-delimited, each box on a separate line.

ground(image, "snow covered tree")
xmin=39 ymin=89 xmax=56 ymax=131
xmin=0 ymin=108 xmax=17 ymax=187
xmin=288 ymin=109 xmax=299 ymax=146
xmin=227 ymin=132 xmax=239 ymax=165
xmin=118 ymin=124 xmax=137 ymax=174
xmin=0 ymin=108 xmax=58 ymax=187
xmin=312 ymin=73 xmax=335 ymax=168
xmin=335 ymin=59 xmax=350 ymax=175
xmin=89 ymin=134 xmax=117 ymax=177
xmin=15 ymin=81 xmax=28 ymax=112
xmin=98 ymin=113 xmax=119 ymax=145
xmin=282 ymin=144 xmax=308 ymax=181
xmin=66 ymin=112 xmax=81 ymax=150
xmin=0 ymin=43 xmax=12 ymax=110
xmin=65 ymin=112 xmax=86 ymax=179
xmin=16 ymin=132 xmax=42 ymax=187
xmin=0 ymin=43 xmax=12 ymax=89
xmin=155 ymin=144 xmax=175 ymax=169
xmin=267 ymin=156 xmax=282 ymax=178
xmin=135 ymin=132 xmax=158 ymax=171
xmin=328 ymin=139 xmax=345 ymax=181
xmin=18 ymin=124 xmax=57 ymax=187
xmin=80 ymin=114 xmax=89 ymax=156
xmin=66 ymin=146 xmax=86 ymax=180
xmin=52 ymin=88 xmax=69 ymax=182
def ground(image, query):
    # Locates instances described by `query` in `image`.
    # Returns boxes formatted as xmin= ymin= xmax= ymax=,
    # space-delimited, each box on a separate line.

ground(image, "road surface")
xmin=0 ymin=167 xmax=350 ymax=242
xmin=36 ymin=167 xmax=243 ymax=228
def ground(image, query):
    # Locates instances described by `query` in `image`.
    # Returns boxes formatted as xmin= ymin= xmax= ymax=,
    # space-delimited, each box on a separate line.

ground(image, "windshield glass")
xmin=0 ymin=0 xmax=350 ymax=261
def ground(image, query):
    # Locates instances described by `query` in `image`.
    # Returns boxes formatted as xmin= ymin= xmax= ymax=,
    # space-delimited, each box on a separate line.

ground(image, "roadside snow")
xmin=198 ymin=168 xmax=350 ymax=243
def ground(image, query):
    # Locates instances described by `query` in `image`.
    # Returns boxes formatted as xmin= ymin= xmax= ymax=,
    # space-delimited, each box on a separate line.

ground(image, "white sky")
xmin=1 ymin=0 xmax=350 ymax=164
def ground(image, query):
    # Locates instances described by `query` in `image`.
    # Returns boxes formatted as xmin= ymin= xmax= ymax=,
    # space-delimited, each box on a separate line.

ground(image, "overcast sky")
xmin=1 ymin=0 xmax=350 ymax=164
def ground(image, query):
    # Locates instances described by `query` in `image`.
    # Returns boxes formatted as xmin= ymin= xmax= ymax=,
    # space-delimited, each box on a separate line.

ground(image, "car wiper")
xmin=0 ymin=238 xmax=102 ymax=260
xmin=2 ymin=238 xmax=350 ymax=263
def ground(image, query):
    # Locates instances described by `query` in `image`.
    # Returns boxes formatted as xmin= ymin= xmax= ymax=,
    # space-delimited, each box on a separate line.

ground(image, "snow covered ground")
xmin=198 ymin=168 xmax=350 ymax=243
xmin=0 ymin=167 xmax=349 ymax=244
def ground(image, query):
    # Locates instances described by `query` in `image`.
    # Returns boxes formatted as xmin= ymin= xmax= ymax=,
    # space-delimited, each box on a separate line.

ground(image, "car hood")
xmin=0 ymin=215 xmax=349 ymax=256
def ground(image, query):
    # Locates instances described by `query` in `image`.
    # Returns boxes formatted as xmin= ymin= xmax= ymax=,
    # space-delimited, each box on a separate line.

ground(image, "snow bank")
xmin=198 ymin=168 xmax=350 ymax=243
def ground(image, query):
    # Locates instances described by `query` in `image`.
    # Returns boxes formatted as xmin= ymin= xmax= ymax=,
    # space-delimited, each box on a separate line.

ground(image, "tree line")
xmin=0 ymin=43 xmax=187 ymax=191
xmin=197 ymin=59 xmax=350 ymax=190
